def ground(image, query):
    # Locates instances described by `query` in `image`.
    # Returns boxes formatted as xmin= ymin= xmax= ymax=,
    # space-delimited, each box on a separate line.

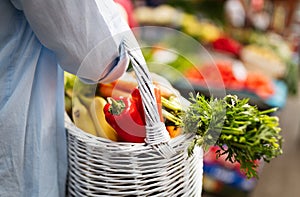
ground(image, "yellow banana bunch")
xmin=72 ymin=96 xmax=98 ymax=136
xmin=89 ymin=96 xmax=118 ymax=141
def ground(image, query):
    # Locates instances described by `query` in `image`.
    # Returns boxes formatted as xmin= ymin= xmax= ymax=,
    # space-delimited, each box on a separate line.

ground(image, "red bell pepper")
xmin=103 ymin=87 xmax=164 ymax=143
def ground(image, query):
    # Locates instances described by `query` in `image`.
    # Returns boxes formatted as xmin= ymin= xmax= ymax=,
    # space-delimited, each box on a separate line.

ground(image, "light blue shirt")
xmin=0 ymin=0 xmax=132 ymax=196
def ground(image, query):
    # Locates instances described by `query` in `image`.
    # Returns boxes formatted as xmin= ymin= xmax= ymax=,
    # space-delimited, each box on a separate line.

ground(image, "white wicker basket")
xmin=65 ymin=47 xmax=203 ymax=197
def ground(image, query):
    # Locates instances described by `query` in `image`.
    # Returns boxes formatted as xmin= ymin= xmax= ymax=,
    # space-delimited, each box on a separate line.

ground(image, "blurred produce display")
xmin=202 ymin=145 xmax=262 ymax=197
xmin=133 ymin=1 xmax=298 ymax=98
xmin=141 ymin=43 xmax=287 ymax=109
xmin=184 ymin=60 xmax=275 ymax=99
xmin=240 ymin=44 xmax=286 ymax=79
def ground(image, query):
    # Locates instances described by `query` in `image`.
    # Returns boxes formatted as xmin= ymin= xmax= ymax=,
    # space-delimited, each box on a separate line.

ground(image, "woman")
xmin=0 ymin=0 xmax=133 ymax=196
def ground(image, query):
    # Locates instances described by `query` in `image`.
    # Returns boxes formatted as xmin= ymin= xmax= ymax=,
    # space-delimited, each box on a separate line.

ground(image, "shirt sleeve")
xmin=12 ymin=0 xmax=135 ymax=83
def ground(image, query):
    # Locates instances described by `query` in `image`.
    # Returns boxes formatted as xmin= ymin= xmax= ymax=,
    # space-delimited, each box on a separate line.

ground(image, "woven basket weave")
xmin=65 ymin=47 xmax=203 ymax=196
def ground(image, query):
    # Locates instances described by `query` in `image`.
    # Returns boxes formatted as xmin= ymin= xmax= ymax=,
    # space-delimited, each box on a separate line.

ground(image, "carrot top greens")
xmin=163 ymin=94 xmax=283 ymax=178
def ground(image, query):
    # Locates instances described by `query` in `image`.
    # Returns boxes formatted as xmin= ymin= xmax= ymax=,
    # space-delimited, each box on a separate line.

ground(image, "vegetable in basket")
xmin=71 ymin=71 xmax=282 ymax=179
xmin=162 ymin=93 xmax=283 ymax=179
xmin=104 ymin=87 xmax=163 ymax=143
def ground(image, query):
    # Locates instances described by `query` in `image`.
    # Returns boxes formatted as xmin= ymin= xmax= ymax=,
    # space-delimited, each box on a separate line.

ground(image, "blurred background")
xmin=129 ymin=0 xmax=300 ymax=196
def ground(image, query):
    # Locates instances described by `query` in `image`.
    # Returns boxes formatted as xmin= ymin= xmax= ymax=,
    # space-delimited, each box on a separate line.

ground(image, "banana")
xmin=89 ymin=96 xmax=118 ymax=141
xmin=65 ymin=94 xmax=72 ymax=118
xmin=72 ymin=96 xmax=98 ymax=137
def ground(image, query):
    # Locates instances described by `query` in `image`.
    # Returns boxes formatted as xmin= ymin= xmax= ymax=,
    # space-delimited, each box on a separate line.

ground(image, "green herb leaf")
xmin=182 ymin=94 xmax=283 ymax=179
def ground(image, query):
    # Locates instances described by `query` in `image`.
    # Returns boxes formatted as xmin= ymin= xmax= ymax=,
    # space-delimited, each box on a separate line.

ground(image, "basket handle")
xmin=125 ymin=46 xmax=176 ymax=158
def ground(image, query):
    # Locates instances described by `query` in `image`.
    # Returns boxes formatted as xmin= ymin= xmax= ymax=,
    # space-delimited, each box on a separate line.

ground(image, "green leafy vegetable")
xmin=186 ymin=94 xmax=283 ymax=178
xmin=163 ymin=93 xmax=283 ymax=178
